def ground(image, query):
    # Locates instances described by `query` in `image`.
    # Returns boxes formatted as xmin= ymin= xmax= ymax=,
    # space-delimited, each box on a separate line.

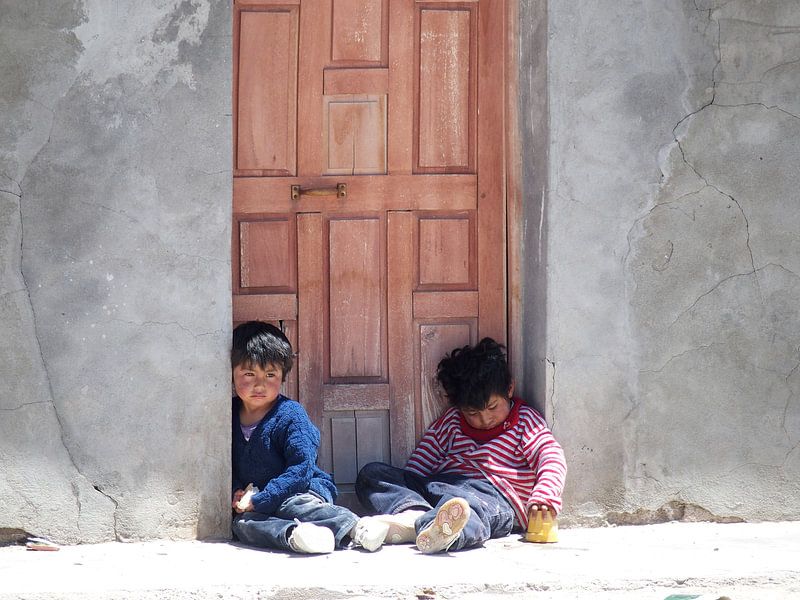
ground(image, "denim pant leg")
xmin=415 ymin=475 xmax=516 ymax=551
xmin=233 ymin=492 xmax=359 ymax=552
xmin=356 ymin=462 xmax=515 ymax=551
xmin=356 ymin=461 xmax=434 ymax=515
xmin=275 ymin=492 xmax=359 ymax=549
xmin=232 ymin=511 xmax=293 ymax=552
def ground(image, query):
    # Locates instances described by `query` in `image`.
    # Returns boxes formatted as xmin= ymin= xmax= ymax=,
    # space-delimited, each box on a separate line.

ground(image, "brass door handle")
xmin=291 ymin=183 xmax=347 ymax=200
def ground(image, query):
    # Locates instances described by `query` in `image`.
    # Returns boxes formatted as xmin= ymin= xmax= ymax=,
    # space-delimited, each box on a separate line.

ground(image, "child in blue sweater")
xmin=231 ymin=321 xmax=388 ymax=554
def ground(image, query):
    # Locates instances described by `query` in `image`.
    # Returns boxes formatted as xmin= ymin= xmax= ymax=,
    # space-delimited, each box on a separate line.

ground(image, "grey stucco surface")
xmin=2 ymin=0 xmax=799 ymax=543
xmin=542 ymin=0 xmax=800 ymax=523
xmin=0 ymin=0 xmax=232 ymax=542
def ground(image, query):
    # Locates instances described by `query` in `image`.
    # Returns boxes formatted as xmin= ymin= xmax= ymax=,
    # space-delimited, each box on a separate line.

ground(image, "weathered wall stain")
xmin=1 ymin=0 xmax=231 ymax=542
xmin=545 ymin=0 xmax=800 ymax=524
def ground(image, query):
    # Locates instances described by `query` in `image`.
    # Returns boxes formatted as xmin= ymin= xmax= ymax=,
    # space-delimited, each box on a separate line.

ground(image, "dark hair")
xmin=231 ymin=321 xmax=293 ymax=380
xmin=436 ymin=338 xmax=511 ymax=410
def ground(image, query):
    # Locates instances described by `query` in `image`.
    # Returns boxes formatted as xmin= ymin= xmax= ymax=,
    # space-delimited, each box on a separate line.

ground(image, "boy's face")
xmin=460 ymin=393 xmax=512 ymax=430
xmin=233 ymin=361 xmax=283 ymax=412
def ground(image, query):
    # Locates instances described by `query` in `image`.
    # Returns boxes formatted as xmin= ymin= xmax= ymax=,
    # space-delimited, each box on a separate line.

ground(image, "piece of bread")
xmin=237 ymin=483 xmax=258 ymax=511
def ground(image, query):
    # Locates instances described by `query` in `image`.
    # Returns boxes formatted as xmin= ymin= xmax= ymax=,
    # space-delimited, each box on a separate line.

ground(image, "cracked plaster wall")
xmin=540 ymin=0 xmax=800 ymax=523
xmin=4 ymin=0 xmax=798 ymax=542
xmin=0 ymin=0 xmax=231 ymax=542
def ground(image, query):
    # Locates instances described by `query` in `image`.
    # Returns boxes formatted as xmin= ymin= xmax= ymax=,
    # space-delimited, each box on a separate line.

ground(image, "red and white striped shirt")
xmin=405 ymin=402 xmax=567 ymax=528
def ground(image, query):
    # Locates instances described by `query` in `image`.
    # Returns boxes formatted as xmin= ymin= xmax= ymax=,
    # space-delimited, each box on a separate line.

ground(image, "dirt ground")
xmin=1 ymin=521 xmax=798 ymax=599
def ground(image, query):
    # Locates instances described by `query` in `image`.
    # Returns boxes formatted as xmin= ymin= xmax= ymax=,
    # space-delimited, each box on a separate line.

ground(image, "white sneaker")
xmin=374 ymin=510 xmax=425 ymax=544
xmin=415 ymin=498 xmax=470 ymax=554
xmin=288 ymin=521 xmax=335 ymax=554
xmin=350 ymin=516 xmax=390 ymax=552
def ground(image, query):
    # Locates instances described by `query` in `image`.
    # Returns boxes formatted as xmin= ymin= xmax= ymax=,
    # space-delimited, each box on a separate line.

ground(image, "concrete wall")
xmin=2 ymin=0 xmax=798 ymax=543
xmin=0 ymin=1 xmax=232 ymax=542
xmin=535 ymin=0 xmax=800 ymax=524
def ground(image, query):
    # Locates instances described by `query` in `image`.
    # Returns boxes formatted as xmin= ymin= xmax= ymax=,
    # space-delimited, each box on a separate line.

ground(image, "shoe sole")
xmin=416 ymin=498 xmax=470 ymax=554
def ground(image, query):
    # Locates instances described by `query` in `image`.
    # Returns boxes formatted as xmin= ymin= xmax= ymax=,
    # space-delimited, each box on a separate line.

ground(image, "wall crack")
xmin=92 ymin=485 xmax=120 ymax=541
xmin=0 ymin=401 xmax=51 ymax=412
xmin=670 ymin=40 xmax=763 ymax=301
xmin=76 ymin=199 xmax=143 ymax=227
xmin=175 ymin=252 xmax=228 ymax=266
xmin=640 ymin=343 xmax=720 ymax=375
xmin=783 ymin=359 xmax=800 ymax=437
xmin=1 ymin=188 xmax=23 ymax=199
xmin=668 ymin=157 xmax=761 ymax=303
xmin=0 ymin=288 xmax=27 ymax=301
xmin=17 ymin=154 xmax=120 ymax=540
xmin=109 ymin=317 xmax=197 ymax=337
xmin=714 ymin=101 xmax=800 ymax=122
xmin=671 ymin=263 xmax=789 ymax=326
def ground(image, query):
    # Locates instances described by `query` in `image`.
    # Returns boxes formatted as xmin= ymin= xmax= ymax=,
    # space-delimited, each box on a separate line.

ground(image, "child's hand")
xmin=528 ymin=504 xmax=555 ymax=520
xmin=231 ymin=490 xmax=254 ymax=513
xmin=231 ymin=489 xmax=244 ymax=512
xmin=232 ymin=484 xmax=257 ymax=513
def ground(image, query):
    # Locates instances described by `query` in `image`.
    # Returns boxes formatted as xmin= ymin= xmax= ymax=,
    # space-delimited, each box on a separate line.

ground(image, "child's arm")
xmin=520 ymin=411 xmax=567 ymax=515
xmin=248 ymin=408 xmax=323 ymax=515
xmin=405 ymin=410 xmax=453 ymax=476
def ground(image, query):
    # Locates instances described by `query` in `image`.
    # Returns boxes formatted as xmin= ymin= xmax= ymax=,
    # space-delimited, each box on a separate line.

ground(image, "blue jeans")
xmin=232 ymin=492 xmax=359 ymax=552
xmin=355 ymin=462 xmax=516 ymax=551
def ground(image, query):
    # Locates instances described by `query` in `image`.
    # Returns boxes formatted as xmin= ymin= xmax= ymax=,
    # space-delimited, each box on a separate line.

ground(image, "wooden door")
xmin=233 ymin=0 xmax=507 ymax=506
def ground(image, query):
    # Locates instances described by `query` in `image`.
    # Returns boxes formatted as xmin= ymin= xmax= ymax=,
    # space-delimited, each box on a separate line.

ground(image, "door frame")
xmin=505 ymin=0 xmax=525 ymax=399
xmin=230 ymin=0 xmax=534 ymax=409
xmin=506 ymin=0 xmax=549 ymax=411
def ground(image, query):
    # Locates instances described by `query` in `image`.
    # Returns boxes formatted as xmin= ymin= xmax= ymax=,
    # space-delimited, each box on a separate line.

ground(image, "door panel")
xmin=234 ymin=214 xmax=296 ymax=293
xmin=320 ymin=407 xmax=391 ymax=513
xmin=323 ymin=95 xmax=387 ymax=175
xmin=415 ymin=5 xmax=476 ymax=173
xmin=234 ymin=7 xmax=298 ymax=175
xmin=324 ymin=68 xmax=388 ymax=95
xmin=321 ymin=409 xmax=391 ymax=486
xmin=326 ymin=215 xmax=386 ymax=381
xmin=417 ymin=212 xmax=476 ymax=289
xmin=417 ymin=321 xmax=476 ymax=431
xmin=330 ymin=413 xmax=358 ymax=483
xmin=233 ymin=0 xmax=507 ymax=500
xmin=331 ymin=0 xmax=388 ymax=65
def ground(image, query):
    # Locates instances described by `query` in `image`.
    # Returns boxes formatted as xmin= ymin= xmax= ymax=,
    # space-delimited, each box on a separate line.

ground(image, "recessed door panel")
xmin=235 ymin=216 xmax=296 ymax=293
xmin=417 ymin=213 xmax=476 ymax=289
xmin=331 ymin=0 xmax=388 ymax=65
xmin=415 ymin=5 xmax=476 ymax=173
xmin=235 ymin=8 xmax=298 ymax=175
xmin=418 ymin=321 xmax=476 ymax=432
xmin=327 ymin=216 xmax=386 ymax=380
xmin=323 ymin=95 xmax=387 ymax=175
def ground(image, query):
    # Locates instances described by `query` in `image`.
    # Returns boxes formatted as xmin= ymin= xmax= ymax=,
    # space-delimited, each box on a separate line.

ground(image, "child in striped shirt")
xmin=355 ymin=337 xmax=567 ymax=553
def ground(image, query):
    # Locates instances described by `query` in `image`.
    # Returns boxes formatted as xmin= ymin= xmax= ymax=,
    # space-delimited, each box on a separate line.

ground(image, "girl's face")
xmin=460 ymin=394 xmax=512 ymax=430
xmin=233 ymin=361 xmax=283 ymax=414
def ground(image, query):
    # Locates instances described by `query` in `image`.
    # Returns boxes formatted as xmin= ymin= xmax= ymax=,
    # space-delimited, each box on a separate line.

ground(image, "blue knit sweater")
xmin=231 ymin=394 xmax=337 ymax=515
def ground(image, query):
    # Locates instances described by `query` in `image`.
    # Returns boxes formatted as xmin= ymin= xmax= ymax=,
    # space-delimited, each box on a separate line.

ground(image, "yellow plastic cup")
xmin=525 ymin=507 xmax=559 ymax=543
